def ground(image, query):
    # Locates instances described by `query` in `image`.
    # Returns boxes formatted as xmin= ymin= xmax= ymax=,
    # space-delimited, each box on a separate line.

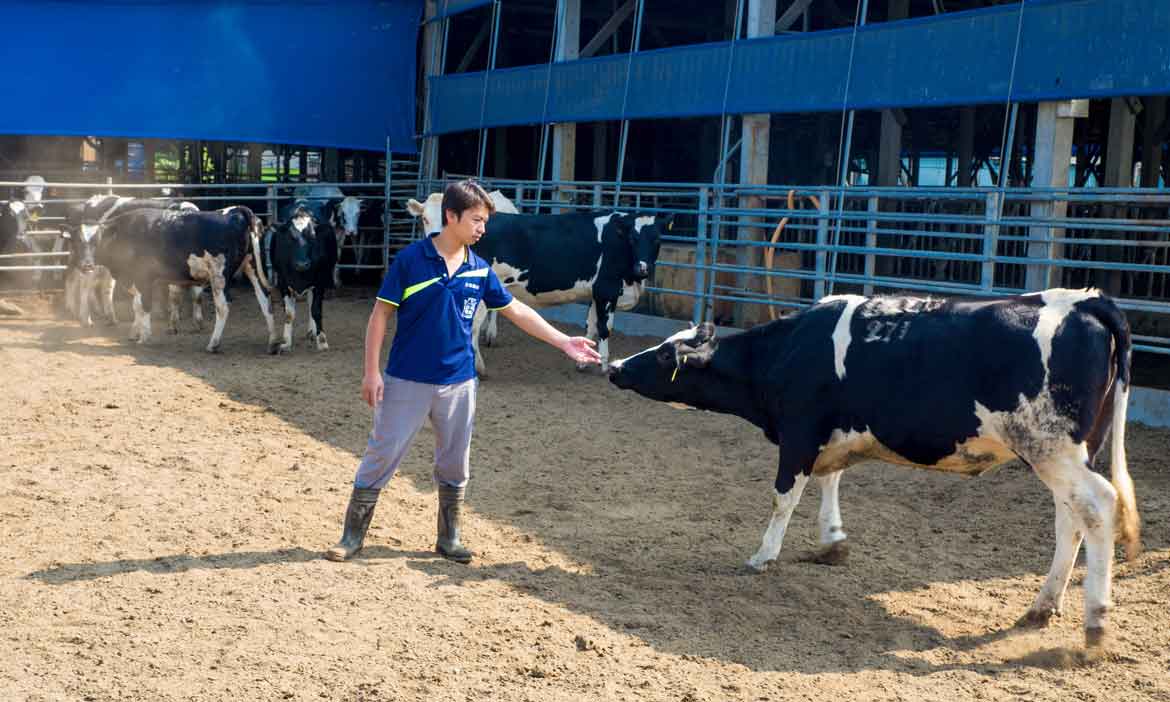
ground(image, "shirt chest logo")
xmin=461 ymin=297 xmax=477 ymax=319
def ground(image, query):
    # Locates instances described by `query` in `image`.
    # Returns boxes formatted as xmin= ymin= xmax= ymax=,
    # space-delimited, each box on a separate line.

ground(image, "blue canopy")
xmin=0 ymin=0 xmax=423 ymax=152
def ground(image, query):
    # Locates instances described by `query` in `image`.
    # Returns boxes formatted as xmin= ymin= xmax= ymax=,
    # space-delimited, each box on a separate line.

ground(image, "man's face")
xmin=445 ymin=204 xmax=490 ymax=247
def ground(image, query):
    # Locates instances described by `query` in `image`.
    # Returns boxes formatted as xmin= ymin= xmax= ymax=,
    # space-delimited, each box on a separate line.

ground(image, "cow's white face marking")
xmin=1034 ymin=288 xmax=1099 ymax=383
xmin=22 ymin=175 xmax=45 ymax=203
xmin=633 ymin=216 xmax=654 ymax=233
xmin=337 ymin=197 xmax=361 ymax=235
xmin=489 ymin=191 xmax=518 ymax=214
xmin=828 ymin=295 xmax=867 ymax=380
xmin=8 ymin=201 xmax=25 ymax=216
xmin=81 ymin=224 xmax=99 ymax=242
xmin=610 ymin=325 xmax=702 ymax=371
xmin=177 ymin=202 xmax=199 ymax=212
xmin=292 ymin=214 xmax=311 ymax=233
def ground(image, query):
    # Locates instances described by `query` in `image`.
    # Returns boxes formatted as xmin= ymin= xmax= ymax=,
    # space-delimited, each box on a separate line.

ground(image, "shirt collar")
xmin=424 ymin=235 xmax=472 ymax=268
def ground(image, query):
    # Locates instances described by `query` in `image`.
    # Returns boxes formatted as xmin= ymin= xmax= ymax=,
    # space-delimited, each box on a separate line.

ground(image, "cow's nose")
xmin=606 ymin=365 xmax=620 ymax=381
xmin=635 ymin=262 xmax=649 ymax=278
xmin=80 ymin=263 xmax=95 ymax=273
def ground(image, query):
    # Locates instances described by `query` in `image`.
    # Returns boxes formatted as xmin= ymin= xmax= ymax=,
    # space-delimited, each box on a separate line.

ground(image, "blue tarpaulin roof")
xmin=0 ymin=0 xmax=423 ymax=153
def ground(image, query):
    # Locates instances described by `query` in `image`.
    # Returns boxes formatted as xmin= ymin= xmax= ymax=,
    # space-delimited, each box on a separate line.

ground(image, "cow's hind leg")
xmin=204 ymin=256 xmax=229 ymax=353
xmin=812 ymin=471 xmax=849 ymax=565
xmin=1028 ymin=448 xmax=1118 ymax=653
xmin=747 ymin=471 xmax=810 ymax=573
xmin=240 ymin=260 xmax=277 ymax=353
xmin=306 ymin=289 xmax=328 ymax=350
xmin=1019 ymin=494 xmax=1082 ymax=628
xmin=190 ymin=286 xmax=204 ymax=331
xmin=99 ymin=272 xmax=117 ymax=325
xmin=129 ymin=285 xmax=149 ymax=343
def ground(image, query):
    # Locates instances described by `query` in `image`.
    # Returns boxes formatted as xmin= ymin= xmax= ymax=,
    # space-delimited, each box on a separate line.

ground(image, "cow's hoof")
xmin=192 ymin=322 xmax=204 ymax=332
xmin=168 ymin=326 xmax=180 ymax=335
xmin=101 ymin=318 xmax=117 ymax=328
xmin=745 ymin=556 xmax=772 ymax=574
xmin=316 ymin=334 xmax=329 ymax=351
xmin=1016 ymin=607 xmax=1058 ymax=629
xmin=1084 ymin=627 xmax=1108 ymax=658
xmin=810 ymin=539 xmax=850 ymax=566
xmin=483 ymin=336 xmax=496 ymax=348
xmin=279 ymin=343 xmax=292 ymax=354
xmin=268 ymin=342 xmax=281 ymax=355
xmin=206 ymin=344 xmax=222 ymax=354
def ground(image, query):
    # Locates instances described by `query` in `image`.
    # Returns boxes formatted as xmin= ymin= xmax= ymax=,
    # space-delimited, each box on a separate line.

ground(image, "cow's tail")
xmin=1082 ymin=292 xmax=1140 ymax=560
xmin=246 ymin=210 xmax=271 ymax=291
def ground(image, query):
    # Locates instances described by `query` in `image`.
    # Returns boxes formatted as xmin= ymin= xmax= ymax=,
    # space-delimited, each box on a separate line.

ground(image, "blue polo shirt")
xmin=377 ymin=236 xmax=513 ymax=384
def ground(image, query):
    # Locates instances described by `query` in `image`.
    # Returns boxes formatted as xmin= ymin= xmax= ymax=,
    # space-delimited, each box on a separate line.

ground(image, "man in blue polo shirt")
xmin=326 ymin=179 xmax=601 ymax=563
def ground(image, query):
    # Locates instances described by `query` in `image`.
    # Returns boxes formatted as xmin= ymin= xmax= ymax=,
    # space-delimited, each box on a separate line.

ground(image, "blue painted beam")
xmin=428 ymin=0 xmax=1170 ymax=136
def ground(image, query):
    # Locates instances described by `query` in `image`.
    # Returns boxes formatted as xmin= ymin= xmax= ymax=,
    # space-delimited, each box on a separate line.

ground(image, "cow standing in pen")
xmin=259 ymin=201 xmax=339 ymax=353
xmin=608 ymin=289 xmax=1140 ymax=653
xmin=95 ymin=205 xmax=271 ymax=352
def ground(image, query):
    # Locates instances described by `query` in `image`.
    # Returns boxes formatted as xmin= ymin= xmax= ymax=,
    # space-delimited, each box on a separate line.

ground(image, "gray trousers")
xmin=353 ymin=374 xmax=476 ymax=490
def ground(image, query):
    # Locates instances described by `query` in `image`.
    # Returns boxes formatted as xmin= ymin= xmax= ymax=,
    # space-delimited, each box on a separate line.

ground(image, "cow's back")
xmin=472 ymin=212 xmax=607 ymax=295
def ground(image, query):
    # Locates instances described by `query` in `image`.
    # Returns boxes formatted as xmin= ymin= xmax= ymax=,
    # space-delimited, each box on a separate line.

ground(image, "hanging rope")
xmin=765 ymin=189 xmax=821 ymax=320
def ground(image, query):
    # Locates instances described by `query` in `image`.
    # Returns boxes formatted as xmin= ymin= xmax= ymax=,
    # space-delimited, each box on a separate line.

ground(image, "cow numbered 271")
xmin=608 ymin=289 xmax=1140 ymax=654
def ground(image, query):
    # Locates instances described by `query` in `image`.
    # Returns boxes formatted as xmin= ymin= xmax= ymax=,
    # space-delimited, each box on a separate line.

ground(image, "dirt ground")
xmin=1 ymin=289 xmax=1169 ymax=702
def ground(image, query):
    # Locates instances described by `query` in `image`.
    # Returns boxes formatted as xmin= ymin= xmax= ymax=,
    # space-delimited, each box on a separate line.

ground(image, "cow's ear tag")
xmin=667 ymin=221 xmax=673 ymax=231
xmin=671 ymin=367 xmax=679 ymax=383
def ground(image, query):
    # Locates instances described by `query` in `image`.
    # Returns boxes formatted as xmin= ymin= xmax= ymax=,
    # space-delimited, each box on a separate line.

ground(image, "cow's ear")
xmin=676 ymin=338 xmax=717 ymax=368
xmin=655 ymin=343 xmax=677 ymax=368
xmin=405 ymin=199 xmax=424 ymax=216
xmin=696 ymin=321 xmax=716 ymax=343
xmin=660 ymin=213 xmax=675 ymax=231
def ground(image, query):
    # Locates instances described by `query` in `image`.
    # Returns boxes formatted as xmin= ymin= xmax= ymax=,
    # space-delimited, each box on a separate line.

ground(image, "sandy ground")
xmin=1 ymin=289 xmax=1169 ymax=702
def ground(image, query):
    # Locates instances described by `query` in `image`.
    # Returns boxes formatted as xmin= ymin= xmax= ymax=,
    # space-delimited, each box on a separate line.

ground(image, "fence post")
xmin=693 ymin=187 xmax=710 ymax=325
xmin=814 ymin=190 xmax=830 ymax=300
xmin=982 ymin=191 xmax=1001 ymax=292
xmin=593 ymin=183 xmax=602 ymax=209
xmin=863 ymin=195 xmax=878 ymax=296
xmin=266 ymin=186 xmax=277 ymax=227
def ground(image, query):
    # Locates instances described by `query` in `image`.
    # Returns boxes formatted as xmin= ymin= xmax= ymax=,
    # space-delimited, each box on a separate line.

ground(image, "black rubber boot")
xmin=435 ymin=484 xmax=473 ymax=564
xmin=324 ymin=487 xmax=380 ymax=562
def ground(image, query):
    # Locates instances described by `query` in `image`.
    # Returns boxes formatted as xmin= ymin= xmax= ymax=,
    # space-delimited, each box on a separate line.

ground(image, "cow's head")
xmin=286 ymin=205 xmax=317 ymax=272
xmin=70 ymin=215 xmax=106 ymax=273
xmin=335 ymin=196 xmax=363 ymax=242
xmin=21 ymin=175 xmax=45 ymax=221
xmin=608 ymin=323 xmax=718 ymax=399
xmin=406 ymin=193 xmax=444 ymax=235
xmin=625 ymin=213 xmax=671 ymax=281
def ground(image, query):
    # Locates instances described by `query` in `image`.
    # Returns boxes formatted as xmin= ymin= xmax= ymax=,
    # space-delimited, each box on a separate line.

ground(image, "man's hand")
xmin=361 ymin=372 xmax=384 ymax=408
xmin=560 ymin=336 xmax=601 ymax=365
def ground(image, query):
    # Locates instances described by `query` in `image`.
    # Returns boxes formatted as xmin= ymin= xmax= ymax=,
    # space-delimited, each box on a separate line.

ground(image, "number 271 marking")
xmin=864 ymin=320 xmax=910 ymax=343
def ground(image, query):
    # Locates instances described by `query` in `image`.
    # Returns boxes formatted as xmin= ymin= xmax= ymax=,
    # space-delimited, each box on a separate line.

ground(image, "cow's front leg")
xmin=64 ymin=269 xmax=79 ymax=318
xmin=133 ymin=283 xmax=154 ymax=344
xmin=168 ymin=285 xmax=183 ymax=334
xmin=471 ymin=302 xmax=487 ymax=377
xmin=204 ymin=257 xmax=229 ymax=353
xmin=333 ymin=239 xmax=344 ymax=288
xmin=306 ymin=289 xmax=328 ymax=350
xmin=484 ymin=310 xmax=499 ymax=347
xmin=747 ymin=456 xmax=811 ymax=573
xmin=279 ymin=293 xmax=295 ymax=353
xmin=99 ymin=273 xmax=117 ymax=325
xmin=78 ymin=271 xmax=94 ymax=327
xmin=595 ymin=301 xmax=615 ymax=371
xmin=579 ymin=302 xmax=600 ymax=372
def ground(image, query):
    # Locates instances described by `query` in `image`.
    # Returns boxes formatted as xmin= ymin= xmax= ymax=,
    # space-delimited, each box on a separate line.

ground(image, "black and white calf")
xmin=258 ymin=204 xmax=338 ymax=353
xmin=279 ymin=187 xmax=362 ymax=287
xmin=608 ymin=289 xmax=1140 ymax=652
xmin=95 ymin=205 xmax=269 ymax=351
xmin=406 ymin=193 xmax=668 ymax=372
xmin=0 ymin=200 xmax=32 ymax=273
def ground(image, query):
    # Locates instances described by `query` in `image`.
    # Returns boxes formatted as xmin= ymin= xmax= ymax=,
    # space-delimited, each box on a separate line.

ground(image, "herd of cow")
xmin=0 ymin=179 xmax=672 ymax=368
xmin=0 ymin=177 xmax=1147 ymax=653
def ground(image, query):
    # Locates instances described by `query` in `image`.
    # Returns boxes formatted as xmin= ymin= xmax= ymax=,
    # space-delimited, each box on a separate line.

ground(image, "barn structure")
xmin=2 ymin=0 xmax=1170 ymax=414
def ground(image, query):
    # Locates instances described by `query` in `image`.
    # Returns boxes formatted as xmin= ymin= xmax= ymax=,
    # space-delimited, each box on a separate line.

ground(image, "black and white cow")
xmin=258 ymin=204 xmax=338 ymax=353
xmin=406 ymin=193 xmax=669 ymax=371
xmin=0 ymin=199 xmax=31 ymax=265
xmin=279 ymin=187 xmax=362 ymax=287
xmin=608 ymin=289 xmax=1140 ymax=652
xmin=62 ymin=196 xmax=203 ymax=328
xmin=95 ymin=205 xmax=269 ymax=351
